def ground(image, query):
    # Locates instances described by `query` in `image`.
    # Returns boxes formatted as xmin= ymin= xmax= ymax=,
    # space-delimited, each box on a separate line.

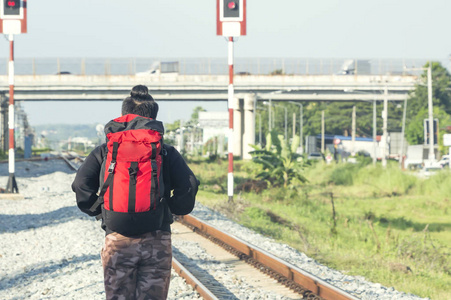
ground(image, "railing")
xmin=0 ymin=57 xmax=438 ymax=76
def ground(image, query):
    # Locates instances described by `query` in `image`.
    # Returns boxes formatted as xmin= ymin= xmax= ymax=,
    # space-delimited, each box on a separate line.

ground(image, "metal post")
xmin=382 ymin=85 xmax=388 ymax=168
xmin=300 ymin=104 xmax=303 ymax=153
xmin=268 ymin=99 xmax=272 ymax=131
xmin=292 ymin=113 xmax=296 ymax=141
xmin=227 ymin=37 xmax=234 ymax=202
xmin=427 ymin=65 xmax=435 ymax=162
xmin=284 ymin=106 xmax=287 ymax=141
xmin=289 ymin=101 xmax=304 ymax=152
xmin=373 ymin=100 xmax=377 ymax=165
xmin=190 ymin=130 xmax=194 ymax=155
xmin=258 ymin=113 xmax=262 ymax=146
xmin=399 ymin=97 xmax=407 ymax=168
xmin=352 ymin=105 xmax=356 ymax=155
xmin=274 ymin=103 xmax=287 ymax=141
xmin=321 ymin=110 xmax=325 ymax=153
xmin=179 ymin=119 xmax=184 ymax=154
xmin=81 ymin=58 xmax=86 ymax=76
xmin=6 ymin=34 xmax=18 ymax=193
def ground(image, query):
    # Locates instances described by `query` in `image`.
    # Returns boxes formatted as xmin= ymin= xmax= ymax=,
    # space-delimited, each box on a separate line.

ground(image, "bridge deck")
xmin=0 ymin=74 xmax=417 ymax=102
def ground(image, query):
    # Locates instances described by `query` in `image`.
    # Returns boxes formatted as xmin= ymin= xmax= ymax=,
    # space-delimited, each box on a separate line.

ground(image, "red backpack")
xmin=90 ymin=114 xmax=166 ymax=236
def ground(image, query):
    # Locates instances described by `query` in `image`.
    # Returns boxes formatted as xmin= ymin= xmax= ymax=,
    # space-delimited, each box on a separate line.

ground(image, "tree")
xmin=405 ymin=62 xmax=451 ymax=145
xmin=190 ymin=106 xmax=206 ymax=122
xmin=250 ymin=130 xmax=307 ymax=188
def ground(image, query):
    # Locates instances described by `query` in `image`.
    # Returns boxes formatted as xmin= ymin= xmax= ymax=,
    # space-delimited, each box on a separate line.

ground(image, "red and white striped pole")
xmin=227 ymin=36 xmax=234 ymax=202
xmin=6 ymin=34 xmax=18 ymax=193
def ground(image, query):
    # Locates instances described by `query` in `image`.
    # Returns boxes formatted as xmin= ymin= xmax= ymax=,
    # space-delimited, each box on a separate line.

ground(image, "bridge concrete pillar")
xmin=243 ymin=94 xmax=256 ymax=160
xmin=233 ymin=97 xmax=243 ymax=158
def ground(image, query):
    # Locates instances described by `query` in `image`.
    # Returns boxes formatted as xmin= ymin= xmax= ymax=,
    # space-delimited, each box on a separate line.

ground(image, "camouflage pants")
xmin=101 ymin=230 xmax=172 ymax=300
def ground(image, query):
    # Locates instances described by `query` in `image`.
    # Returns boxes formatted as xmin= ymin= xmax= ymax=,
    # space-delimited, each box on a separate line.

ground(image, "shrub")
xmin=329 ymin=164 xmax=357 ymax=185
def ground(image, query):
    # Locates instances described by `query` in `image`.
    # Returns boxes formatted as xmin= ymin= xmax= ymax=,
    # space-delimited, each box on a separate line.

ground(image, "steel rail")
xmin=172 ymin=258 xmax=219 ymax=300
xmin=59 ymin=154 xmax=80 ymax=171
xmin=178 ymin=214 xmax=360 ymax=300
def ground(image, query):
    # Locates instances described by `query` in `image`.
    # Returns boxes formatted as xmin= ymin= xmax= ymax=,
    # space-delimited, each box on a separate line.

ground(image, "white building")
xmin=198 ymin=111 xmax=228 ymax=156
xmin=198 ymin=111 xmax=228 ymax=144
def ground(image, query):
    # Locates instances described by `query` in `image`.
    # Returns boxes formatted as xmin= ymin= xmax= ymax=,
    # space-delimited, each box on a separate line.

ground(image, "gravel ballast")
xmin=0 ymin=159 xmax=428 ymax=299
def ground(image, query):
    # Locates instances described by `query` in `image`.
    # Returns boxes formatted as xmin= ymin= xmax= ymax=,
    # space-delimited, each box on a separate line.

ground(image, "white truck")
xmin=136 ymin=61 xmax=179 ymax=76
xmin=404 ymin=145 xmax=424 ymax=170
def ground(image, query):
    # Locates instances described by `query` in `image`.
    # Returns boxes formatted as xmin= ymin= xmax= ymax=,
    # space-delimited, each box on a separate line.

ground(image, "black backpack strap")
xmin=128 ymin=162 xmax=139 ymax=212
xmin=162 ymin=144 xmax=170 ymax=194
xmin=89 ymin=142 xmax=119 ymax=214
xmin=150 ymin=143 xmax=159 ymax=207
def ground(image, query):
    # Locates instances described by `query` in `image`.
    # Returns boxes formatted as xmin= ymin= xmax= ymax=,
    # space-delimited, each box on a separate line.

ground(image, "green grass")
xmin=189 ymin=159 xmax=451 ymax=300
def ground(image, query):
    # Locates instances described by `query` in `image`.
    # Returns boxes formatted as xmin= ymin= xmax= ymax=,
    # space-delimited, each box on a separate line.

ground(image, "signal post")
xmin=1 ymin=0 xmax=27 ymax=193
xmin=217 ymin=0 xmax=246 ymax=202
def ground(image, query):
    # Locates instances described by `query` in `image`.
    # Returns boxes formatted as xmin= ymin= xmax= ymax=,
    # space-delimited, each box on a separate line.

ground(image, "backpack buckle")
xmin=108 ymin=162 xmax=116 ymax=173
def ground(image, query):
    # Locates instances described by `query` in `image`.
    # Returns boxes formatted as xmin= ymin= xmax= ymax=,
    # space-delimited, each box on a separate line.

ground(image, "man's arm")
xmin=166 ymin=146 xmax=199 ymax=215
xmin=71 ymin=145 xmax=105 ymax=216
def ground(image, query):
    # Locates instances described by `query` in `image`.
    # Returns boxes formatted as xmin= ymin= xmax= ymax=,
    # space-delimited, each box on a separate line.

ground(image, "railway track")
xmin=61 ymin=154 xmax=358 ymax=299
xmin=174 ymin=214 xmax=359 ymax=300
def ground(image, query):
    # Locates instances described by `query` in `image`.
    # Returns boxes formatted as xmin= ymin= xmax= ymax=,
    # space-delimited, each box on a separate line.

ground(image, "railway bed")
xmin=60 ymin=154 xmax=354 ymax=299
xmin=0 ymin=155 xmax=427 ymax=300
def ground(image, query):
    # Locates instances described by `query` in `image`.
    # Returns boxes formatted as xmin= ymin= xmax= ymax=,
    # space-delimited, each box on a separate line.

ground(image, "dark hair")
xmin=121 ymin=85 xmax=159 ymax=119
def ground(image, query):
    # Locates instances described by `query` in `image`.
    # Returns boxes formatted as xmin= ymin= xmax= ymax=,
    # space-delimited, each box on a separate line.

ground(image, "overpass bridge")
xmin=0 ymin=74 xmax=416 ymax=102
xmin=0 ymin=74 xmax=418 ymax=159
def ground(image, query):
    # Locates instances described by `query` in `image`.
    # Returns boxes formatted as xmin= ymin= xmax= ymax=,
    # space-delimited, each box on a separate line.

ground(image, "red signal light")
xmin=7 ymin=1 xmax=16 ymax=7
xmin=228 ymin=1 xmax=236 ymax=9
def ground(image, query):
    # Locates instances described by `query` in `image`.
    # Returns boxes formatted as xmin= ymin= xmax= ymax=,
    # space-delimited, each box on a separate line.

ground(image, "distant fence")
xmin=0 ymin=57 xmax=443 ymax=76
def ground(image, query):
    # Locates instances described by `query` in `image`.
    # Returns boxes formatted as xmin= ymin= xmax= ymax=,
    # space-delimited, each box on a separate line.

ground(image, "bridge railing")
xmin=0 ymin=57 xmax=436 ymax=76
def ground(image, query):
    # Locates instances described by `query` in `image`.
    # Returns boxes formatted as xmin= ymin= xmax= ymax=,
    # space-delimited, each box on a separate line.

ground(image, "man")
xmin=72 ymin=85 xmax=198 ymax=299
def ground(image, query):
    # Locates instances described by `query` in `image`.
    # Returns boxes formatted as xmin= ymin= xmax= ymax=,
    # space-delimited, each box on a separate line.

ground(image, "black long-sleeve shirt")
xmin=72 ymin=143 xmax=198 ymax=234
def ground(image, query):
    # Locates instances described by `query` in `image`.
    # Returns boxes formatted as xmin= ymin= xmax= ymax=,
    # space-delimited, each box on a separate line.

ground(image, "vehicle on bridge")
xmin=338 ymin=59 xmax=371 ymax=75
xmin=136 ymin=61 xmax=179 ymax=76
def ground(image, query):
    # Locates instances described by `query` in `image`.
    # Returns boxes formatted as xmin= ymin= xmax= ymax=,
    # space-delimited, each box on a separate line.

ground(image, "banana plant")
xmin=250 ymin=130 xmax=307 ymax=187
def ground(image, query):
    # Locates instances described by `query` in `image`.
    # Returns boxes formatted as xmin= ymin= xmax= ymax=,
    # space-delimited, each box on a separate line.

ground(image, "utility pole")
xmin=300 ymin=104 xmax=303 ymax=153
xmin=373 ymin=100 xmax=377 ymax=165
xmin=268 ymin=99 xmax=272 ymax=131
xmin=273 ymin=103 xmax=287 ymax=141
xmin=427 ymin=66 xmax=435 ymax=162
xmin=352 ymin=105 xmax=356 ymax=156
xmin=321 ymin=110 xmax=325 ymax=153
xmin=284 ymin=106 xmax=287 ymax=141
xmin=382 ymin=85 xmax=388 ymax=168
xmin=179 ymin=119 xmax=184 ymax=154
xmin=400 ymin=97 xmax=407 ymax=168
xmin=289 ymin=101 xmax=304 ymax=153
xmin=258 ymin=113 xmax=262 ymax=146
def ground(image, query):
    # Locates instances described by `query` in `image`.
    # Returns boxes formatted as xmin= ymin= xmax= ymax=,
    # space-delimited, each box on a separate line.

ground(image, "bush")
xmin=329 ymin=164 xmax=357 ymax=185
xmin=416 ymin=171 xmax=451 ymax=197
xmin=355 ymin=164 xmax=417 ymax=196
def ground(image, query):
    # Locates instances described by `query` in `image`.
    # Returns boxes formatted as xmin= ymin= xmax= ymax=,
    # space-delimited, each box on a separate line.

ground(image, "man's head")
xmin=122 ymin=85 xmax=159 ymax=119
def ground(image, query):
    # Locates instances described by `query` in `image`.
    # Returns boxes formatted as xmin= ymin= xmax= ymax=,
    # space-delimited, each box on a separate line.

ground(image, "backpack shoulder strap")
xmin=162 ymin=144 xmax=170 ymax=188
xmin=89 ymin=141 xmax=119 ymax=214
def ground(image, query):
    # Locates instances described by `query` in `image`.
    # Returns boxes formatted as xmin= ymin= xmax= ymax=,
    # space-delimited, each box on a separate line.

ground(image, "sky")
xmin=2 ymin=0 xmax=451 ymax=126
